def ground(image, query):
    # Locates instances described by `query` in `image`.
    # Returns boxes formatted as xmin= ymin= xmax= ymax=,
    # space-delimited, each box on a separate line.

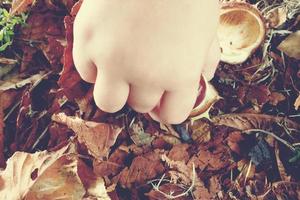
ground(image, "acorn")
xmin=218 ymin=2 xmax=266 ymax=64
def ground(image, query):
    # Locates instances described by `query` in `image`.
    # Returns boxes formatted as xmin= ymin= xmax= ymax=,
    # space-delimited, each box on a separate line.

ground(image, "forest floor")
xmin=0 ymin=0 xmax=300 ymax=199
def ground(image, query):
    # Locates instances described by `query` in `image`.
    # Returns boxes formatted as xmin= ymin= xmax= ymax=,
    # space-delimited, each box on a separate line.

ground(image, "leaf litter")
xmin=0 ymin=0 xmax=300 ymax=199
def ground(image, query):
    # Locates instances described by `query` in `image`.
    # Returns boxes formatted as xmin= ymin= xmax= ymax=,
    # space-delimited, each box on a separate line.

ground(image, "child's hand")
xmin=73 ymin=0 xmax=220 ymax=124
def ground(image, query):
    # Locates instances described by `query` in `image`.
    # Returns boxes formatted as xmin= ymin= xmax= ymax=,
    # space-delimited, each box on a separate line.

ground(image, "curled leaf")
xmin=212 ymin=113 xmax=300 ymax=131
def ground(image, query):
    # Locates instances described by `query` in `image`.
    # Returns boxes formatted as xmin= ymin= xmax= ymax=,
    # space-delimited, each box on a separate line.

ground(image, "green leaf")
xmin=0 ymin=29 xmax=3 ymax=41
xmin=0 ymin=41 xmax=11 ymax=52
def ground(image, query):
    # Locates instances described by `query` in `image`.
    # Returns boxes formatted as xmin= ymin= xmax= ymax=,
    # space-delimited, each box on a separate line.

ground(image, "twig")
xmin=243 ymin=129 xmax=296 ymax=152
xmin=149 ymin=164 xmax=196 ymax=199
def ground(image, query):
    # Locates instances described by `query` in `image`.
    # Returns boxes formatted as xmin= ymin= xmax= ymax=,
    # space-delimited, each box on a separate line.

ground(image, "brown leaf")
xmin=10 ymin=0 xmax=36 ymax=15
xmin=226 ymin=131 xmax=245 ymax=155
xmin=129 ymin=119 xmax=155 ymax=147
xmin=147 ymin=184 xmax=188 ymax=200
xmin=266 ymin=7 xmax=287 ymax=28
xmin=278 ymin=31 xmax=300 ymax=59
xmin=161 ymin=154 xmax=211 ymax=199
xmin=93 ymin=148 xmax=128 ymax=177
xmin=167 ymin=144 xmax=190 ymax=163
xmin=119 ymin=152 xmax=164 ymax=188
xmin=208 ymin=176 xmax=221 ymax=195
xmin=0 ymin=142 xmax=111 ymax=200
xmin=190 ymin=119 xmax=212 ymax=143
xmin=274 ymin=142 xmax=290 ymax=182
xmin=294 ymin=94 xmax=300 ymax=110
xmin=238 ymin=85 xmax=271 ymax=106
xmin=0 ymin=90 xmax=20 ymax=167
xmin=188 ymin=146 xmax=230 ymax=172
xmin=269 ymin=92 xmax=286 ymax=106
xmin=58 ymin=0 xmax=85 ymax=100
xmin=0 ymin=144 xmax=70 ymax=199
xmin=52 ymin=113 xmax=122 ymax=159
xmin=212 ymin=113 xmax=300 ymax=131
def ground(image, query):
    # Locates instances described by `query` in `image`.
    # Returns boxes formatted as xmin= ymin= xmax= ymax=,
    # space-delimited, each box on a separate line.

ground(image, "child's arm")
xmin=73 ymin=0 xmax=220 ymax=124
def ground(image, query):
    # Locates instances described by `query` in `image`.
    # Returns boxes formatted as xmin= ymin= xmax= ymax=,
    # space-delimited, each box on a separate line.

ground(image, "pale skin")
xmin=73 ymin=0 xmax=220 ymax=124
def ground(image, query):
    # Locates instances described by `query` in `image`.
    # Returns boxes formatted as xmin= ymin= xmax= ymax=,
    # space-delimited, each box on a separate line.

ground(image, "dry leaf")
xmin=93 ymin=148 xmax=128 ymax=177
xmin=0 ymin=144 xmax=70 ymax=199
xmin=26 ymin=155 xmax=110 ymax=200
xmin=226 ymin=131 xmax=245 ymax=155
xmin=52 ymin=113 xmax=122 ymax=159
xmin=0 ymin=72 xmax=45 ymax=91
xmin=278 ymin=31 xmax=300 ymax=59
xmin=161 ymin=154 xmax=212 ymax=199
xmin=147 ymin=184 xmax=188 ymax=200
xmin=212 ymin=113 xmax=300 ymax=131
xmin=10 ymin=0 xmax=36 ymax=15
xmin=294 ymin=94 xmax=300 ymax=110
xmin=269 ymin=92 xmax=286 ymax=106
xmin=266 ymin=7 xmax=287 ymax=28
xmin=129 ymin=119 xmax=154 ymax=147
xmin=168 ymin=144 xmax=190 ymax=163
xmin=24 ymin=154 xmax=86 ymax=200
xmin=274 ymin=142 xmax=290 ymax=182
xmin=0 ymin=142 xmax=111 ymax=200
xmin=190 ymin=119 xmax=212 ymax=143
xmin=119 ymin=152 xmax=164 ymax=188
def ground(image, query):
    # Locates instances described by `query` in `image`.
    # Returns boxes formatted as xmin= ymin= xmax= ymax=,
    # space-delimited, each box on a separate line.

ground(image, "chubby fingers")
xmin=127 ymin=85 xmax=164 ymax=113
xmin=149 ymin=85 xmax=199 ymax=124
xmin=93 ymin=71 xmax=130 ymax=113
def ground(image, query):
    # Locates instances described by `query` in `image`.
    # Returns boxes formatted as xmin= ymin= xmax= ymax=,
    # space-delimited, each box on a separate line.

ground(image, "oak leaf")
xmin=52 ymin=113 xmax=122 ymax=159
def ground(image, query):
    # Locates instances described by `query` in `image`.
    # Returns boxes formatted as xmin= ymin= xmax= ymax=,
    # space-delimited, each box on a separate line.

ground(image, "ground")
xmin=0 ymin=0 xmax=300 ymax=199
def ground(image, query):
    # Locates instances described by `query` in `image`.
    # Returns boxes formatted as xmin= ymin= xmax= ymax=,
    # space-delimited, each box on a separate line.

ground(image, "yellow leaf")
xmin=294 ymin=94 xmax=300 ymax=110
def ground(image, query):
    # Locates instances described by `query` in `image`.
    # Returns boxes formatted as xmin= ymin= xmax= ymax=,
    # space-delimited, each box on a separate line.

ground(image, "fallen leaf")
xmin=52 ymin=113 xmax=122 ymax=159
xmin=278 ymin=31 xmax=300 ymax=59
xmin=147 ymin=184 xmax=188 ymax=200
xmin=212 ymin=113 xmax=300 ymax=132
xmin=266 ymin=7 xmax=287 ymax=28
xmin=294 ymin=94 xmax=300 ymax=110
xmin=0 ymin=72 xmax=45 ymax=91
xmin=161 ymin=154 xmax=212 ymax=199
xmin=274 ymin=142 xmax=290 ymax=182
xmin=167 ymin=144 xmax=190 ymax=163
xmin=10 ymin=0 xmax=36 ymax=15
xmin=272 ymin=181 xmax=300 ymax=200
xmin=188 ymin=145 xmax=231 ymax=172
xmin=237 ymin=85 xmax=271 ymax=106
xmin=208 ymin=176 xmax=221 ymax=195
xmin=248 ymin=139 xmax=272 ymax=167
xmin=0 ymin=144 xmax=70 ymax=199
xmin=0 ymin=142 xmax=111 ymax=200
xmin=93 ymin=148 xmax=128 ymax=177
xmin=269 ymin=92 xmax=286 ymax=106
xmin=119 ymin=152 xmax=164 ymax=188
xmin=190 ymin=119 xmax=212 ymax=143
xmin=226 ymin=131 xmax=245 ymax=155
xmin=129 ymin=118 xmax=155 ymax=146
